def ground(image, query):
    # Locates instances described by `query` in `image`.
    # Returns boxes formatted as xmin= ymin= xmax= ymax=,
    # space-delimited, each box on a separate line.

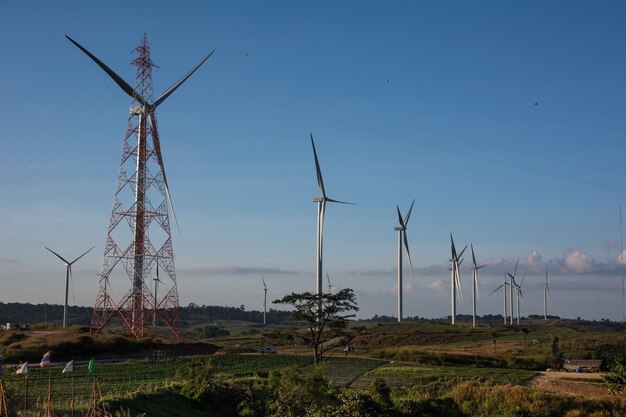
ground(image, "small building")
xmin=563 ymin=359 xmax=603 ymax=372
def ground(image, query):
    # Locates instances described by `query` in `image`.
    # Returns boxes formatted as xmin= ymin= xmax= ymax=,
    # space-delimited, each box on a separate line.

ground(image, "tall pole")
xmin=315 ymin=199 xmax=324 ymax=315
xmin=472 ymin=270 xmax=476 ymax=328
xmin=516 ymin=288 xmax=520 ymax=325
xmin=503 ymin=277 xmax=507 ymax=325
xmin=451 ymin=261 xmax=456 ymax=325
xmin=543 ymin=267 xmax=548 ymax=321
xmin=509 ymin=277 xmax=514 ymax=325
xmin=396 ymin=228 xmax=403 ymax=322
xmin=263 ymin=287 xmax=267 ymax=325
xmin=131 ymin=111 xmax=147 ymax=337
xmin=621 ymin=206 xmax=625 ymax=330
xmin=63 ymin=266 xmax=70 ymax=328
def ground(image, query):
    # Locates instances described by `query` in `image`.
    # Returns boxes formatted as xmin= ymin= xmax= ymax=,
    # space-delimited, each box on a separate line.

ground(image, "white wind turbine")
xmin=489 ymin=274 xmax=510 ymax=325
xmin=395 ymin=200 xmax=416 ymax=322
xmin=507 ymin=259 xmax=519 ymax=325
xmin=45 ymin=246 xmax=95 ymax=328
xmin=326 ymin=273 xmax=335 ymax=294
xmin=262 ymin=274 xmax=268 ymax=326
xmin=513 ymin=274 xmax=527 ymax=325
xmin=470 ymin=244 xmax=486 ymax=328
xmin=310 ymin=134 xmax=354 ymax=313
xmin=544 ymin=266 xmax=550 ymax=321
xmin=449 ymin=234 xmax=467 ymax=325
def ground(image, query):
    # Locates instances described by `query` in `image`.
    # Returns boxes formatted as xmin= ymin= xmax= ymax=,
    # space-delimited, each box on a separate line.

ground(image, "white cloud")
xmin=618 ymin=250 xmax=626 ymax=264
xmin=562 ymin=249 xmax=595 ymax=273
xmin=526 ymin=249 xmax=542 ymax=265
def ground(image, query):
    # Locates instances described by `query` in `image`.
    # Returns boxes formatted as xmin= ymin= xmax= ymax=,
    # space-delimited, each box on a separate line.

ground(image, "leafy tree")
xmin=274 ymin=288 xmax=359 ymax=366
xmin=602 ymin=355 xmax=626 ymax=393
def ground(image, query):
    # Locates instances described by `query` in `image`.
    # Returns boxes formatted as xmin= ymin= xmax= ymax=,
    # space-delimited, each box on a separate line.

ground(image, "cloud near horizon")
xmin=350 ymin=248 xmax=625 ymax=278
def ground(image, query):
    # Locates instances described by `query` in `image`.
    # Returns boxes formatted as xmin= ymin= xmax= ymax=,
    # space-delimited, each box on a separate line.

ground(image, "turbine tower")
xmin=514 ymin=274 xmax=526 ymax=325
xmin=262 ymin=275 xmax=267 ymax=326
xmin=45 ymin=246 xmax=95 ymax=328
xmin=67 ymin=34 xmax=213 ymax=340
xmin=449 ymin=234 xmax=467 ymax=325
xmin=507 ymin=259 xmax=519 ymax=325
xmin=394 ymin=199 xmax=415 ymax=322
xmin=470 ymin=244 xmax=485 ymax=328
xmin=310 ymin=134 xmax=354 ymax=313
xmin=544 ymin=266 xmax=550 ymax=320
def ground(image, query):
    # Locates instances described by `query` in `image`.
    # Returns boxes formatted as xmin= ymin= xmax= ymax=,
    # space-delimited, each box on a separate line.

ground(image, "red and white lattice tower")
xmin=66 ymin=34 xmax=213 ymax=340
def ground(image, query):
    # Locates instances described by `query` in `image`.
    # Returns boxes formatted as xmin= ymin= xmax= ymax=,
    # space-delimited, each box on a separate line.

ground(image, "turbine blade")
xmin=403 ymin=231 xmax=415 ymax=280
xmin=65 ymin=35 xmax=147 ymax=106
xmin=396 ymin=206 xmax=405 ymax=228
xmin=457 ymin=244 xmax=468 ymax=260
xmin=262 ymin=274 xmax=267 ymax=290
xmin=326 ymin=197 xmax=356 ymax=205
xmin=153 ymin=50 xmax=215 ymax=108
xmin=450 ymin=234 xmax=457 ymax=258
xmin=404 ymin=199 xmax=415 ymax=225
xmin=489 ymin=284 xmax=504 ymax=296
xmin=150 ymin=114 xmax=181 ymax=234
xmin=471 ymin=244 xmax=477 ymax=268
xmin=69 ymin=245 xmax=96 ymax=265
xmin=310 ymin=134 xmax=326 ymax=198
xmin=45 ymin=247 xmax=71 ymax=264
xmin=513 ymin=258 xmax=519 ymax=278
xmin=519 ymin=274 xmax=526 ymax=288
xmin=455 ymin=271 xmax=463 ymax=303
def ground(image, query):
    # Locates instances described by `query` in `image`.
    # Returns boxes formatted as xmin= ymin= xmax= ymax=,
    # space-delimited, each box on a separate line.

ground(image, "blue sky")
xmin=1 ymin=1 xmax=626 ymax=321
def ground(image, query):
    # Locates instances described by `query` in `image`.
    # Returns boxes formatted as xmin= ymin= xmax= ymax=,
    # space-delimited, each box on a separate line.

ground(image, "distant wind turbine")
xmin=470 ymin=244 xmax=485 ymax=328
xmin=262 ymin=274 xmax=267 ymax=326
xmin=489 ymin=274 xmax=510 ymax=325
xmin=395 ymin=199 xmax=416 ymax=322
xmin=514 ymin=274 xmax=527 ymax=325
xmin=544 ymin=266 xmax=550 ymax=320
xmin=326 ymin=273 xmax=334 ymax=294
xmin=449 ymin=234 xmax=467 ymax=325
xmin=45 ymin=246 xmax=95 ymax=328
xmin=507 ymin=259 xmax=519 ymax=325
xmin=310 ymin=134 xmax=354 ymax=313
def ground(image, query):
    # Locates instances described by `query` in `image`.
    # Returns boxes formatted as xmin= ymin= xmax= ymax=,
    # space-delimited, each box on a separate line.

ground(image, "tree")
xmin=274 ymin=288 xmax=359 ymax=366
xmin=490 ymin=331 xmax=499 ymax=353
xmin=602 ymin=356 xmax=626 ymax=393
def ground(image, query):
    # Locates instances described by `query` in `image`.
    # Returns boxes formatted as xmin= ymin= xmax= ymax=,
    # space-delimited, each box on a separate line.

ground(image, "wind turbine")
xmin=507 ymin=259 xmax=519 ymax=325
xmin=262 ymin=274 xmax=268 ymax=326
xmin=470 ymin=244 xmax=486 ymax=328
xmin=514 ymin=274 xmax=527 ymax=325
xmin=45 ymin=246 xmax=95 ymax=328
xmin=449 ymin=234 xmax=467 ymax=325
xmin=326 ymin=273 xmax=334 ymax=294
xmin=489 ymin=274 xmax=509 ymax=325
xmin=66 ymin=35 xmax=214 ymax=339
xmin=310 ymin=134 xmax=354 ymax=313
xmin=544 ymin=266 xmax=550 ymax=320
xmin=152 ymin=263 xmax=162 ymax=327
xmin=395 ymin=199 xmax=416 ymax=322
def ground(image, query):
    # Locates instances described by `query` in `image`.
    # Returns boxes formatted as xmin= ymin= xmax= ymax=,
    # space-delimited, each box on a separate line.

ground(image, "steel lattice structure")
xmin=66 ymin=34 xmax=213 ymax=341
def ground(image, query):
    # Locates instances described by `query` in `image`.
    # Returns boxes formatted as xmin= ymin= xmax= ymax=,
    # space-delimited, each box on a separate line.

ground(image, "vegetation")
xmin=603 ymin=356 xmax=626 ymax=393
xmin=273 ymin=288 xmax=359 ymax=365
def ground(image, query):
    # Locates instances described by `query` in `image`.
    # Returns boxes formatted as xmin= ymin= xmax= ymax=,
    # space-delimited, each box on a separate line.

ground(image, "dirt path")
xmin=528 ymin=371 xmax=625 ymax=400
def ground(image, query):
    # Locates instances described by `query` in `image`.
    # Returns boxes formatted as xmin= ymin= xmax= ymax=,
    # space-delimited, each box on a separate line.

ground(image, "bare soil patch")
xmin=528 ymin=371 xmax=625 ymax=400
